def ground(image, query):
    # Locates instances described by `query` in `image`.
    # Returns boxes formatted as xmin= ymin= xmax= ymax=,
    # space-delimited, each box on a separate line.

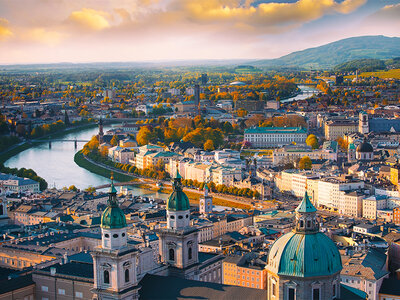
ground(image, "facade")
xmin=266 ymin=191 xmax=342 ymax=300
xmin=157 ymin=171 xmax=199 ymax=279
xmin=324 ymin=119 xmax=358 ymax=140
xmin=0 ymin=173 xmax=40 ymax=193
xmin=91 ymin=181 xmax=140 ymax=300
xmin=244 ymin=127 xmax=307 ymax=148
xmin=273 ymin=144 xmax=337 ymax=166
xmin=363 ymin=195 xmax=388 ymax=219
xmin=199 ymin=184 xmax=213 ymax=215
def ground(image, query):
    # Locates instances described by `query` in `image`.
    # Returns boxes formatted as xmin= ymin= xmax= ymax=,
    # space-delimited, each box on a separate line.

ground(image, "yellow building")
xmin=324 ymin=120 xmax=358 ymax=141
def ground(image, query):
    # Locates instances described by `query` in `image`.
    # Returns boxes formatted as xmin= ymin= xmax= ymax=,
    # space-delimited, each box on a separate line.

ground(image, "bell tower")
xmin=92 ymin=177 xmax=140 ymax=300
xmin=157 ymin=171 xmax=199 ymax=279
xmin=359 ymin=111 xmax=369 ymax=134
xmin=199 ymin=183 xmax=213 ymax=215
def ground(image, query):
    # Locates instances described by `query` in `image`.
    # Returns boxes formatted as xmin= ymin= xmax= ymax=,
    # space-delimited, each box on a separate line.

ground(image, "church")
xmin=26 ymin=173 xmax=365 ymax=299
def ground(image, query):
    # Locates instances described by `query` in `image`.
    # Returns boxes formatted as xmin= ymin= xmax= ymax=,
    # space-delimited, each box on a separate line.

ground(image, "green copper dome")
xmin=167 ymin=170 xmax=190 ymax=211
xmin=267 ymin=231 xmax=342 ymax=277
xmin=101 ymin=182 xmax=127 ymax=229
xmin=267 ymin=190 xmax=342 ymax=278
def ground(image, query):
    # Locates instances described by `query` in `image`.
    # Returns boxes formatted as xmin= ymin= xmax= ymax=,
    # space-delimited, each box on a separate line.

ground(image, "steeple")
xmin=166 ymin=169 xmax=190 ymax=229
xmin=294 ymin=190 xmax=318 ymax=233
xmin=101 ymin=175 xmax=127 ymax=231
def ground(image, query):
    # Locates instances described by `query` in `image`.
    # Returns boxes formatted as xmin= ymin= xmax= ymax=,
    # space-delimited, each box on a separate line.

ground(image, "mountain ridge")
xmin=251 ymin=35 xmax=400 ymax=69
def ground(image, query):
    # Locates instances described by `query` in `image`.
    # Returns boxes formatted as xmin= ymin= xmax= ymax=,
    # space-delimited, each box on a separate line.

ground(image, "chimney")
xmin=63 ymin=253 xmax=68 ymax=264
xmin=50 ymin=267 xmax=56 ymax=276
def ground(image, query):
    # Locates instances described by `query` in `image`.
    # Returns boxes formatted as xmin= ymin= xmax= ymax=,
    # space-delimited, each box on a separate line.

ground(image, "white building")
xmin=317 ymin=177 xmax=364 ymax=210
xmin=0 ymin=173 xmax=40 ymax=193
xmin=244 ymin=127 xmax=307 ymax=148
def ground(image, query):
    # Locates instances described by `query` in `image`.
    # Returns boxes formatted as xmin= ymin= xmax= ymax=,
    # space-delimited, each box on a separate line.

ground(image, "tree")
xmin=204 ymin=139 xmax=215 ymax=151
xmin=306 ymin=134 xmax=319 ymax=149
xmin=68 ymin=185 xmax=78 ymax=191
xmin=110 ymin=135 xmax=118 ymax=146
xmin=337 ymin=137 xmax=349 ymax=152
xmin=298 ymin=156 xmax=312 ymax=170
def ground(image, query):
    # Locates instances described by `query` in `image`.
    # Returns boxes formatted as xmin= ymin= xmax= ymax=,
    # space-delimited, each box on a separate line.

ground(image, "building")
xmin=363 ymin=195 xmax=388 ymax=219
xmin=324 ymin=119 xmax=358 ymax=140
xmin=266 ymin=191 xmax=343 ymax=300
xmin=356 ymin=138 xmax=374 ymax=161
xmin=244 ymin=127 xmax=307 ymax=148
xmin=234 ymin=99 xmax=264 ymax=112
xmin=91 ymin=180 xmax=141 ymax=299
xmin=199 ymin=184 xmax=213 ymax=215
xmin=317 ymin=177 xmax=364 ymax=210
xmin=273 ymin=143 xmax=337 ymax=166
xmin=156 ymin=171 xmax=199 ymax=279
xmin=0 ymin=173 xmax=40 ymax=193
xmin=222 ymin=254 xmax=267 ymax=290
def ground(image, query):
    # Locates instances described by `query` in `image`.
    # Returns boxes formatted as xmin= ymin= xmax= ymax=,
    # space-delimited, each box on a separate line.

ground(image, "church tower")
xmin=92 ymin=179 xmax=140 ymax=300
xmin=359 ymin=111 xmax=369 ymax=134
xmin=98 ymin=118 xmax=104 ymax=144
xmin=157 ymin=171 xmax=199 ymax=279
xmin=199 ymin=183 xmax=213 ymax=215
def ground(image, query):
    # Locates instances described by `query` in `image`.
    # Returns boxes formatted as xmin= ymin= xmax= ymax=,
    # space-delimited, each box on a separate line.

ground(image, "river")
xmin=281 ymin=85 xmax=318 ymax=103
xmin=4 ymin=125 xmax=168 ymax=200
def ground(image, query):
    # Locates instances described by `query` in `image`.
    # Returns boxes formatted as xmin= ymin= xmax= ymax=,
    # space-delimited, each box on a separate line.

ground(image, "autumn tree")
xmin=204 ymin=139 xmax=215 ymax=151
xmin=306 ymin=134 xmax=319 ymax=149
xmin=298 ymin=156 xmax=312 ymax=170
xmin=110 ymin=135 xmax=118 ymax=146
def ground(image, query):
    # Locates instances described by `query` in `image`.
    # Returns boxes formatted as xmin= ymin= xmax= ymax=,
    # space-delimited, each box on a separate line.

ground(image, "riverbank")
xmin=0 ymin=122 xmax=98 ymax=164
xmin=74 ymin=150 xmax=136 ymax=183
xmin=75 ymin=150 xmax=254 ymax=210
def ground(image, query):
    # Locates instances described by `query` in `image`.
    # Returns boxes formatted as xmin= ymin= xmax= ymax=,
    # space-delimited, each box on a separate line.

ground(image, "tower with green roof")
xmin=266 ymin=191 xmax=342 ymax=300
xmin=157 ymin=170 xmax=199 ymax=279
xmin=92 ymin=177 xmax=140 ymax=300
xmin=199 ymin=182 xmax=213 ymax=215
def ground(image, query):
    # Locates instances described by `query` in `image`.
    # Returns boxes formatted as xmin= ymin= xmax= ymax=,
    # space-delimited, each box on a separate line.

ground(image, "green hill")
xmin=252 ymin=35 xmax=400 ymax=69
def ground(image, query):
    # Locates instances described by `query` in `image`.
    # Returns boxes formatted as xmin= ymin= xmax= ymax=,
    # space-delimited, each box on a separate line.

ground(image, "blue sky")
xmin=0 ymin=0 xmax=399 ymax=63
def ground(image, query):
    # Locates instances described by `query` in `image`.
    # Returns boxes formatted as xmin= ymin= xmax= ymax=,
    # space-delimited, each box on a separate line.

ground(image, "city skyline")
xmin=0 ymin=0 xmax=399 ymax=64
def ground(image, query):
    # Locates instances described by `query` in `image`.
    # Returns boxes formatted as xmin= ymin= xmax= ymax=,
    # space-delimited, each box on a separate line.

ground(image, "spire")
xmin=108 ymin=173 xmax=118 ymax=207
xmin=295 ymin=190 xmax=317 ymax=213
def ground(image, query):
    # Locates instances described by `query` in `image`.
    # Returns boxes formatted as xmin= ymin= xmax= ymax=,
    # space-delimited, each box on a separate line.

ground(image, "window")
xmin=186 ymin=215 xmax=189 ymax=218
xmin=178 ymin=215 xmax=183 ymax=219
xmin=272 ymin=282 xmax=276 ymax=296
xmin=58 ymin=289 xmax=65 ymax=295
xmin=75 ymin=292 xmax=83 ymax=298
xmin=169 ymin=248 xmax=175 ymax=261
xmin=288 ymin=288 xmax=295 ymax=300
xmin=170 ymin=215 xmax=175 ymax=219
xmin=312 ymin=288 xmax=320 ymax=300
xmin=41 ymin=286 xmax=48 ymax=292
xmin=188 ymin=247 xmax=192 ymax=260
xmin=113 ymin=234 xmax=118 ymax=238
xmin=300 ymin=220 xmax=304 ymax=227
xmin=104 ymin=270 xmax=110 ymax=284
xmin=333 ymin=283 xmax=336 ymax=299
xmin=105 ymin=234 xmax=109 ymax=238
xmin=122 ymin=233 xmax=125 ymax=237
xmin=125 ymin=269 xmax=130 ymax=282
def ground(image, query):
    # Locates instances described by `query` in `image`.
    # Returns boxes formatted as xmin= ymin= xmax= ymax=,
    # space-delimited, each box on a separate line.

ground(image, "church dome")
xmin=267 ymin=191 xmax=342 ymax=277
xmin=267 ymin=231 xmax=342 ymax=277
xmin=101 ymin=182 xmax=127 ymax=229
xmin=167 ymin=171 xmax=190 ymax=211
xmin=356 ymin=140 xmax=373 ymax=153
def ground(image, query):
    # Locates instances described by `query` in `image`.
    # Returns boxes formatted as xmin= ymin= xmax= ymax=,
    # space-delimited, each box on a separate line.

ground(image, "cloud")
xmin=169 ymin=0 xmax=367 ymax=32
xmin=0 ymin=18 xmax=13 ymax=41
xmin=67 ymin=8 xmax=111 ymax=31
xmin=360 ymin=3 xmax=400 ymax=36
xmin=21 ymin=28 xmax=66 ymax=45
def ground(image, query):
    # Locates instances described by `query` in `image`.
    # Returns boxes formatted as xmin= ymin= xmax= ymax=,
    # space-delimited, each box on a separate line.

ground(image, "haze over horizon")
xmin=0 ymin=0 xmax=399 ymax=64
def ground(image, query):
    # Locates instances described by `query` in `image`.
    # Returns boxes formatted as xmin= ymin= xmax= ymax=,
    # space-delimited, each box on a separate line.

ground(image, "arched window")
xmin=104 ymin=270 xmax=110 ymax=284
xmin=125 ymin=269 xmax=130 ymax=283
xmin=169 ymin=248 xmax=175 ymax=261
xmin=307 ymin=220 xmax=311 ymax=228
xmin=299 ymin=220 xmax=304 ymax=227
xmin=188 ymin=247 xmax=192 ymax=260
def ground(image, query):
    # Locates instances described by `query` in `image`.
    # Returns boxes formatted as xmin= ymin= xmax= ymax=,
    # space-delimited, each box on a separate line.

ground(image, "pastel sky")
xmin=0 ymin=0 xmax=399 ymax=64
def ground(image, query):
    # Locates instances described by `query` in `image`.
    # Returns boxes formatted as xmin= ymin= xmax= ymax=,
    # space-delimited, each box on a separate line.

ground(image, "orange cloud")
xmin=68 ymin=8 xmax=111 ymax=31
xmin=0 ymin=18 xmax=13 ymax=41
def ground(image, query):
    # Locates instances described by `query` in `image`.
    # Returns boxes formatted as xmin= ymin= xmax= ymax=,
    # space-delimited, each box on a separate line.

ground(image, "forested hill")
xmin=251 ymin=35 xmax=400 ymax=69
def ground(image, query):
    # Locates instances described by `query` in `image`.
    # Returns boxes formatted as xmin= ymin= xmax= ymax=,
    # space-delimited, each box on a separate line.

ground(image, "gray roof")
xmin=139 ymin=274 xmax=267 ymax=300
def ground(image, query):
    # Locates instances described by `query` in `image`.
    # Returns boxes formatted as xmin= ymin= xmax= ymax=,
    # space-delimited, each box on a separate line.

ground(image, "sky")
xmin=0 ymin=0 xmax=399 ymax=64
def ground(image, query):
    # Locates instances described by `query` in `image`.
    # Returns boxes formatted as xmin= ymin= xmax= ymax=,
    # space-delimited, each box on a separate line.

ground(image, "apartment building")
xmin=324 ymin=119 xmax=358 ymax=140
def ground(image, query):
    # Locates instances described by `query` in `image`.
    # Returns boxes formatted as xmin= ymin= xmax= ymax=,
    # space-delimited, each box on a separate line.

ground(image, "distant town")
xmin=1 ymin=60 xmax=400 ymax=300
